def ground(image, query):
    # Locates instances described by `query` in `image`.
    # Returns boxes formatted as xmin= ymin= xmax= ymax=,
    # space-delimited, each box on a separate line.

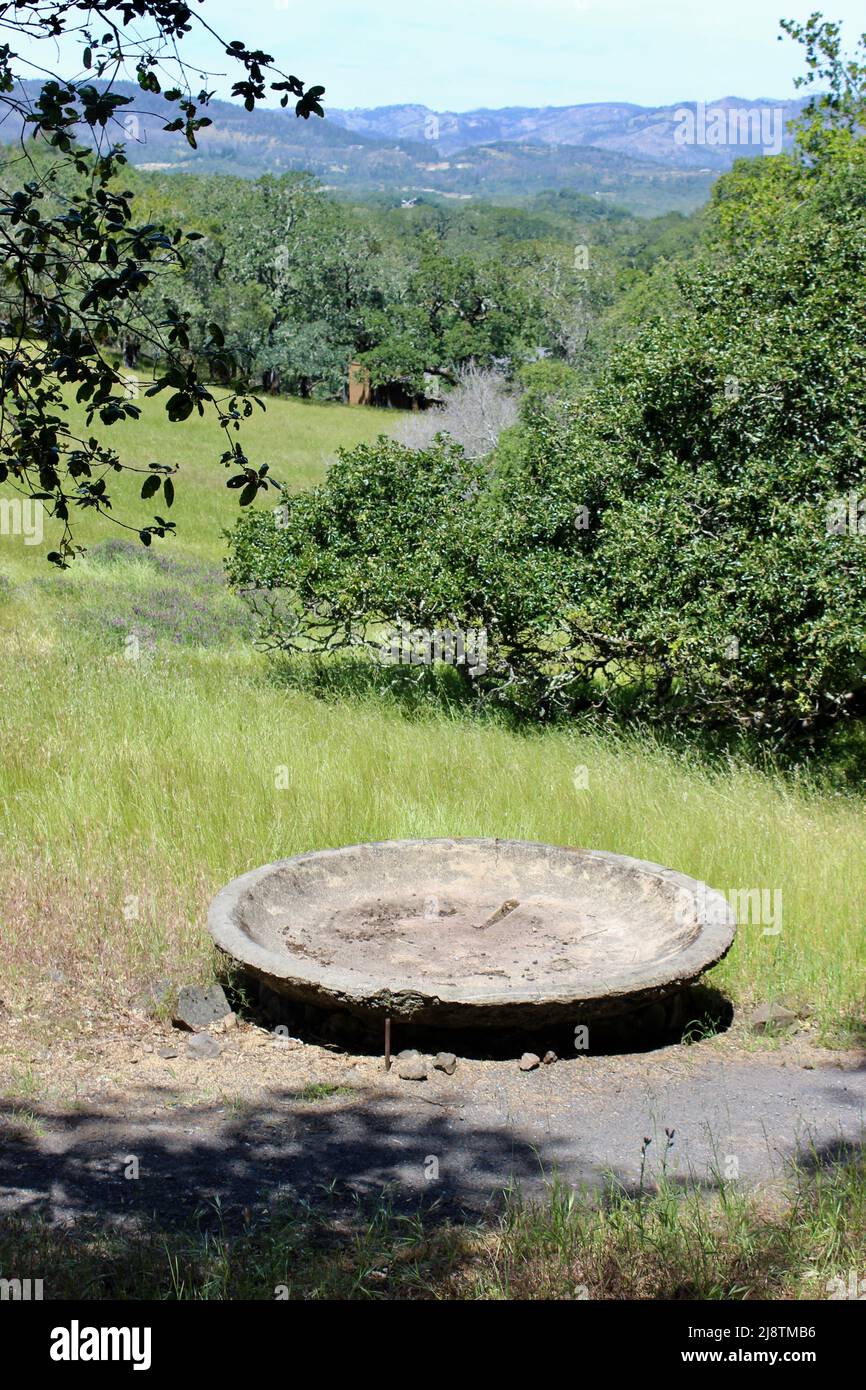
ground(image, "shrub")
xmin=228 ymin=100 xmax=866 ymax=742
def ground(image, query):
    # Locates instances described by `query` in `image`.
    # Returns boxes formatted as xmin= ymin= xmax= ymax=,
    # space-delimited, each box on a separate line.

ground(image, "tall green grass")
xmin=0 ymin=616 xmax=863 ymax=1035
xmin=0 ymin=386 xmax=393 ymax=576
xmin=0 ymin=393 xmax=863 ymax=1038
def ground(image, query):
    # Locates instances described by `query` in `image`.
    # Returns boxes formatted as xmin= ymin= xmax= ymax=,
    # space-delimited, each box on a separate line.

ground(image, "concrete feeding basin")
xmin=208 ymin=838 xmax=736 ymax=1030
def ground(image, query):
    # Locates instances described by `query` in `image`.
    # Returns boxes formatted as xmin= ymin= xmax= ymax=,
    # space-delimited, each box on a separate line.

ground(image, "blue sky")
xmin=10 ymin=1 xmax=866 ymax=110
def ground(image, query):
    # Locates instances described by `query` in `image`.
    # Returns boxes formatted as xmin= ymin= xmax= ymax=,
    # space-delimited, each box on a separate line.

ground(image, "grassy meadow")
xmin=0 ymin=383 xmax=864 ymax=1306
xmin=0 ymin=379 xmax=390 ymax=570
xmin=0 ymin=389 xmax=863 ymax=1042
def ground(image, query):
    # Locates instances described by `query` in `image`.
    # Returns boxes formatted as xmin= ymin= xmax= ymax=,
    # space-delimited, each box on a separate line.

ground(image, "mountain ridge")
xmin=328 ymin=96 xmax=806 ymax=166
xmin=2 ymin=83 xmax=806 ymax=216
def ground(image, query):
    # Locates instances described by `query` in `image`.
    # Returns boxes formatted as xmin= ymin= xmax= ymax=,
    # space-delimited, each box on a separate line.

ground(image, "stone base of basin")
xmin=251 ymin=976 xmax=734 ymax=1054
xmin=207 ymin=839 xmax=736 ymax=1030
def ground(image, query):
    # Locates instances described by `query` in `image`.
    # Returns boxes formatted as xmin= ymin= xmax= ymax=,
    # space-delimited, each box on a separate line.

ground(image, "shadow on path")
xmin=2 ymin=1062 xmax=864 ymax=1231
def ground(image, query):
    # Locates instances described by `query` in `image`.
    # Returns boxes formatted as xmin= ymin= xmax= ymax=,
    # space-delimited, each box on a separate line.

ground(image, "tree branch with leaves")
xmin=0 ymin=0 xmax=325 ymax=563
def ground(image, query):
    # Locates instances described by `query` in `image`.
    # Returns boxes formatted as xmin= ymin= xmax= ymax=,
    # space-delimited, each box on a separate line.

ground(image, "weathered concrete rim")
xmin=207 ymin=838 xmax=736 ymax=1025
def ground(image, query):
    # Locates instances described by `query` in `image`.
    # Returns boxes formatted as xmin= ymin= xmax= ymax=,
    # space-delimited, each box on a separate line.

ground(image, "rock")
xmin=780 ymin=997 xmax=814 ymax=1022
xmin=542 ymin=1050 xmax=558 ymax=1065
xmin=396 ymin=1052 xmax=428 ymax=1081
xmin=187 ymin=1034 xmax=223 ymax=1060
xmin=255 ymin=981 xmax=287 ymax=1027
xmin=210 ymin=841 xmax=736 ymax=1032
xmin=157 ymin=1046 xmax=179 ymax=1060
xmin=172 ymin=984 xmax=231 ymax=1032
xmin=129 ymin=978 xmax=175 ymax=1018
xmin=433 ymin=1051 xmax=457 ymax=1075
xmin=519 ymin=1052 xmax=541 ymax=1071
xmin=639 ymin=1001 xmax=668 ymax=1035
xmin=220 ymin=1012 xmax=238 ymax=1032
xmin=321 ymin=1009 xmax=367 ymax=1047
xmin=749 ymin=1002 xmax=799 ymax=1034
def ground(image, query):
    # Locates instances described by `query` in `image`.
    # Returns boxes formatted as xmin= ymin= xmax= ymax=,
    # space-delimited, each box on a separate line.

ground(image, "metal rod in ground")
xmin=385 ymin=1015 xmax=391 ymax=1071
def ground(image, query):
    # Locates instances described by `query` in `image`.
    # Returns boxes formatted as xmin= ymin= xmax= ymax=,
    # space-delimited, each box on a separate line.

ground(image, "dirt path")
xmin=2 ymin=1017 xmax=863 ymax=1225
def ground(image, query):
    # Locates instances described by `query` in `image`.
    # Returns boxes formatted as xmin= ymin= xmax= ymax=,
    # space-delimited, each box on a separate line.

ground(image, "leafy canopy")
xmin=227 ymin=17 xmax=866 ymax=746
xmin=0 ymin=0 xmax=324 ymax=563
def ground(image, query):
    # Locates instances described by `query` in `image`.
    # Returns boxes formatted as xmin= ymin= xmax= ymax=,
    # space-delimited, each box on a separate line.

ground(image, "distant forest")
xmin=0 ymin=146 xmax=704 ymax=403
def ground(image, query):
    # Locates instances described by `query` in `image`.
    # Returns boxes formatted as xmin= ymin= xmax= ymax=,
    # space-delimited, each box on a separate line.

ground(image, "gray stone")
xmin=519 ymin=1052 xmax=541 ymax=1071
xmin=157 ymin=1046 xmax=179 ymax=1060
xmin=186 ymin=1034 xmax=223 ymax=1060
xmin=321 ymin=1009 xmax=367 ymax=1046
xmin=780 ymin=997 xmax=813 ymax=1021
xmin=129 ymin=978 xmax=175 ymax=1018
xmin=542 ymin=1050 xmax=558 ymax=1065
xmin=749 ymin=1003 xmax=799 ymax=1034
xmin=172 ymin=984 xmax=231 ymax=1032
xmin=396 ymin=1053 xmax=428 ymax=1081
xmin=433 ymin=1052 xmax=458 ymax=1075
xmin=207 ymin=839 xmax=736 ymax=1030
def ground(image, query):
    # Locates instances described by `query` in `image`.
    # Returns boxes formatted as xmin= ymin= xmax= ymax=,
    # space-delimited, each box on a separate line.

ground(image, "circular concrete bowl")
xmin=208 ymin=838 xmax=736 ymax=1029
